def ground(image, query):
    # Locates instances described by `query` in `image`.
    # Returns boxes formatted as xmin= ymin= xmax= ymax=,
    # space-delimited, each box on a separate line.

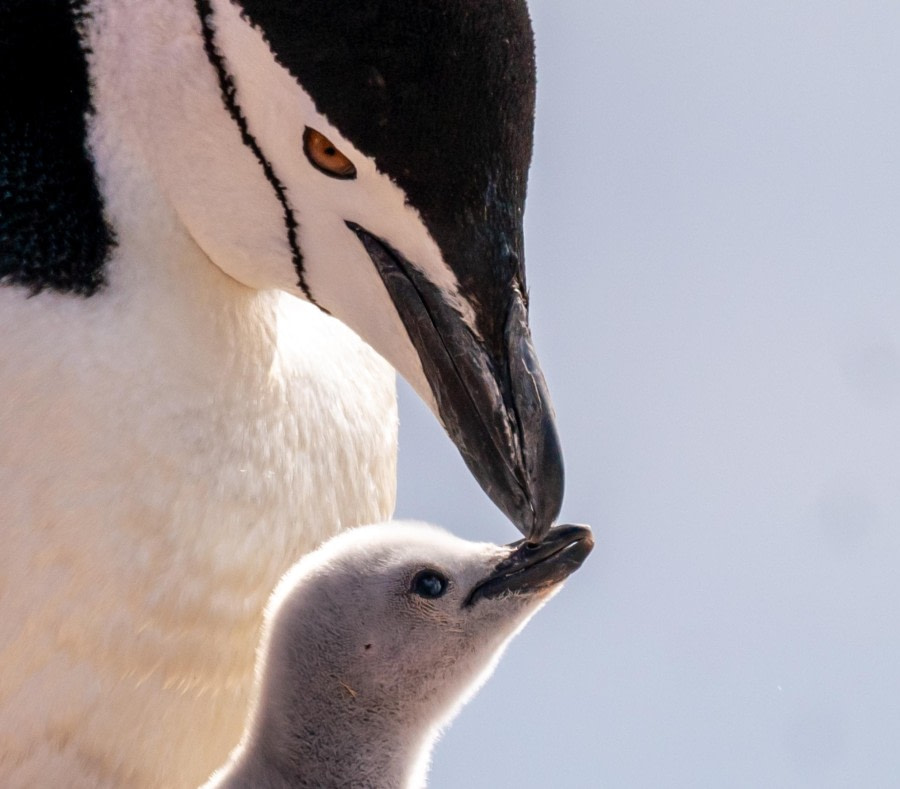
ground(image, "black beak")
xmin=465 ymin=524 xmax=594 ymax=606
xmin=347 ymin=222 xmax=564 ymax=541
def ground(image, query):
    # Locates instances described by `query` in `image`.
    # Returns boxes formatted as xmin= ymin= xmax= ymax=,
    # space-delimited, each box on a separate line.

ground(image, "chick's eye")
xmin=303 ymin=127 xmax=357 ymax=179
xmin=412 ymin=570 xmax=448 ymax=599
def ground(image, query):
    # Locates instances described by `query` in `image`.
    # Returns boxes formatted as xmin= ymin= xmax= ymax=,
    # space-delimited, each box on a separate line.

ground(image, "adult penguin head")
xmin=116 ymin=0 xmax=564 ymax=540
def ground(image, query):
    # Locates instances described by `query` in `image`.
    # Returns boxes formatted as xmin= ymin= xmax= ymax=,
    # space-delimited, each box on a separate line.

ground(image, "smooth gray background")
xmin=396 ymin=2 xmax=900 ymax=787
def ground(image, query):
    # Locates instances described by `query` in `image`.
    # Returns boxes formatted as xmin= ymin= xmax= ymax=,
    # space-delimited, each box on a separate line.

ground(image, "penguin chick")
xmin=203 ymin=521 xmax=593 ymax=788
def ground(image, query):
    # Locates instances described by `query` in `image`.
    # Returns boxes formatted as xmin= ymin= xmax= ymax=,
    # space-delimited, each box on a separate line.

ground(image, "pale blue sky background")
xmin=396 ymin=2 xmax=900 ymax=786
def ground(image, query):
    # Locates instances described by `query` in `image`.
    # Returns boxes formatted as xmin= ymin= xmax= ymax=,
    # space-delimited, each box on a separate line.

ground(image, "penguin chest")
xmin=0 ymin=290 xmax=397 ymax=787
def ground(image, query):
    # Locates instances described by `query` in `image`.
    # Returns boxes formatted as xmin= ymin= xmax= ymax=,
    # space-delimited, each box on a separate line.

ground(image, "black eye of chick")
xmin=412 ymin=570 xmax=448 ymax=599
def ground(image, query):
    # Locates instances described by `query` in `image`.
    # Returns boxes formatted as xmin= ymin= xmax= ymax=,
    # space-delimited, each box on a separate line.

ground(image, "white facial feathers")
xmin=203 ymin=0 xmax=481 ymax=403
xmin=89 ymin=0 xmax=482 ymax=410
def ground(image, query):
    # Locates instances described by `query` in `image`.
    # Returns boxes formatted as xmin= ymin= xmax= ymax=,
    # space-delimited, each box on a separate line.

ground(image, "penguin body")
xmin=2 ymin=9 xmax=395 ymax=783
xmin=0 ymin=1 xmax=563 ymax=785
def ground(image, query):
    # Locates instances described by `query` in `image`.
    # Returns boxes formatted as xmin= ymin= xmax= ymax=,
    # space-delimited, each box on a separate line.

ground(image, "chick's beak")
xmin=465 ymin=524 xmax=594 ymax=606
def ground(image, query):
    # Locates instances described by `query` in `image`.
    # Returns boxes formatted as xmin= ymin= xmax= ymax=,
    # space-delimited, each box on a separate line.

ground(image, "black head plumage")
xmin=236 ymin=0 xmax=537 ymax=348
xmin=0 ymin=0 xmax=114 ymax=296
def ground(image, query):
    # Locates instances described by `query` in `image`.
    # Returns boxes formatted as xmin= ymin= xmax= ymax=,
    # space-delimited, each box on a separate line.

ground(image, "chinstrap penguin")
xmin=1 ymin=2 xmax=564 ymax=784
xmin=203 ymin=522 xmax=594 ymax=789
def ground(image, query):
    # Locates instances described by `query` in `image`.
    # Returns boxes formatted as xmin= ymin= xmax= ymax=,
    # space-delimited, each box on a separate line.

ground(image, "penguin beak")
xmin=347 ymin=222 xmax=564 ymax=542
xmin=464 ymin=524 xmax=594 ymax=606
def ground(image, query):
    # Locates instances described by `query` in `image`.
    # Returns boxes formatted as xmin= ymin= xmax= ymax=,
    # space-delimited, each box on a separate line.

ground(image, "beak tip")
xmin=522 ymin=415 xmax=565 ymax=543
xmin=504 ymin=294 xmax=566 ymax=543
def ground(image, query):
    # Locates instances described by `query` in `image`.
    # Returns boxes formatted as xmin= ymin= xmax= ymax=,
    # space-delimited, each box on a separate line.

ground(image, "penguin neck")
xmin=236 ymin=670 xmax=437 ymax=789
xmin=63 ymin=162 xmax=286 ymax=406
xmin=100 ymin=174 xmax=281 ymax=382
xmin=77 ymin=0 xmax=308 ymax=404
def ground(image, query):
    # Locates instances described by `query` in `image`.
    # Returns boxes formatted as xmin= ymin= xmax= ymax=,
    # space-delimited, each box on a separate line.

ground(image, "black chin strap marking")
xmin=194 ymin=0 xmax=321 ymax=308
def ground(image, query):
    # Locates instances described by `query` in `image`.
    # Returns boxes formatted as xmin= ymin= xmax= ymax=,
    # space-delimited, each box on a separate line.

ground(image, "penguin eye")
xmin=303 ymin=127 xmax=357 ymax=180
xmin=411 ymin=570 xmax=448 ymax=599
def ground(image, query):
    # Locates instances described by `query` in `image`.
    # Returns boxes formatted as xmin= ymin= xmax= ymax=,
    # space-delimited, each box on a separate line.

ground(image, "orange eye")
xmin=303 ymin=127 xmax=357 ymax=180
